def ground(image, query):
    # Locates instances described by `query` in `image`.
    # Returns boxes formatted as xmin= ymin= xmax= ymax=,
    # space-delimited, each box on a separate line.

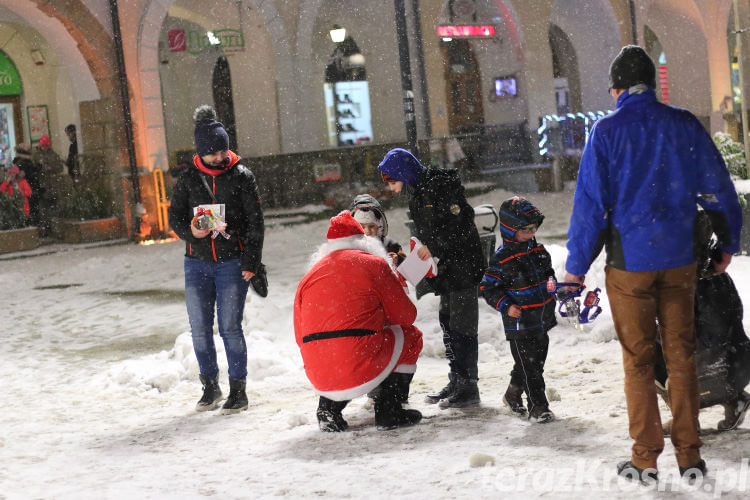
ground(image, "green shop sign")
xmin=184 ymin=29 xmax=245 ymax=55
xmin=0 ymin=52 xmax=22 ymax=96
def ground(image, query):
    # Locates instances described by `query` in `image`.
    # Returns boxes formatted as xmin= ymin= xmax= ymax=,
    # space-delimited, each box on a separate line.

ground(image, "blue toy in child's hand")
xmin=546 ymin=277 xmax=603 ymax=327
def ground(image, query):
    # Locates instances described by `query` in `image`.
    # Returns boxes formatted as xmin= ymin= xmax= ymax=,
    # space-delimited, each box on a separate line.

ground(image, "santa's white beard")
xmin=308 ymin=235 xmax=387 ymax=269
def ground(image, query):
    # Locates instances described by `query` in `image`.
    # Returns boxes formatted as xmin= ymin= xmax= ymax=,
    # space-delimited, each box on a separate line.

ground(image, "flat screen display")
xmin=494 ymin=77 xmax=517 ymax=97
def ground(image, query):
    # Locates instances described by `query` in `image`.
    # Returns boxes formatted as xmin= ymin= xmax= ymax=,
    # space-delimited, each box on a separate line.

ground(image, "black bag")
xmin=250 ymin=263 xmax=268 ymax=297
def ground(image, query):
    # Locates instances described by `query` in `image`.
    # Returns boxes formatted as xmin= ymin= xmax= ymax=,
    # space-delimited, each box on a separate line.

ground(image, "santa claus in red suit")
xmin=294 ymin=210 xmax=423 ymax=431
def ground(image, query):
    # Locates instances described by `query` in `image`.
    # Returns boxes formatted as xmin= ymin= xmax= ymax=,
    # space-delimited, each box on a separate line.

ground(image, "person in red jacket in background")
xmin=0 ymin=165 xmax=33 ymax=217
xmin=294 ymin=210 xmax=423 ymax=431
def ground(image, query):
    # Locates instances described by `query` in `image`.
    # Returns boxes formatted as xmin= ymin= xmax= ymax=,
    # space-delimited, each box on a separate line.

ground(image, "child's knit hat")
xmin=498 ymin=196 xmax=544 ymax=240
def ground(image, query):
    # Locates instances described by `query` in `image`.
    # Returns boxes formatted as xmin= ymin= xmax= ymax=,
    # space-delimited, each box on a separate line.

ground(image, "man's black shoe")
xmin=617 ymin=460 xmax=658 ymax=483
xmin=679 ymin=459 xmax=707 ymax=481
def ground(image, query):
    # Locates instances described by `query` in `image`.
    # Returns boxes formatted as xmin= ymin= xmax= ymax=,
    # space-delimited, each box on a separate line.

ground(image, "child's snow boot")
xmin=662 ymin=418 xmax=673 ymax=436
xmin=196 ymin=374 xmax=222 ymax=411
xmin=425 ymin=372 xmax=455 ymax=404
xmin=528 ymin=405 xmax=555 ymax=423
xmin=655 ymin=379 xmax=670 ymax=406
xmin=718 ymin=391 xmax=750 ymax=431
xmin=438 ymin=377 xmax=480 ymax=408
xmin=502 ymin=383 xmax=527 ymax=416
xmin=220 ymin=379 xmax=248 ymax=414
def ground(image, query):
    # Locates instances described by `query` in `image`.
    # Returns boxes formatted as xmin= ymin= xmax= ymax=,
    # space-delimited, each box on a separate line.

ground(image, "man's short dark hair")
xmin=65 ymin=124 xmax=76 ymax=134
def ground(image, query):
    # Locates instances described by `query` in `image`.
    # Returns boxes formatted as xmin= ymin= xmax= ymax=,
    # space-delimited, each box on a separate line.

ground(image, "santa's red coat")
xmin=294 ymin=245 xmax=422 ymax=401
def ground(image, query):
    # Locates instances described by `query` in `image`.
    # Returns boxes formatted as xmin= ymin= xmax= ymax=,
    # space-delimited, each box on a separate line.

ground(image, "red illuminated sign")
xmin=168 ymin=29 xmax=186 ymax=52
xmin=437 ymin=25 xmax=496 ymax=38
xmin=658 ymin=65 xmax=669 ymax=104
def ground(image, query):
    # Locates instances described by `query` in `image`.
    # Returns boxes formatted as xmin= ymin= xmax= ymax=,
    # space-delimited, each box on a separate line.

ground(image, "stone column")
xmin=733 ymin=0 xmax=750 ymax=160
xmin=79 ymin=97 xmax=129 ymax=218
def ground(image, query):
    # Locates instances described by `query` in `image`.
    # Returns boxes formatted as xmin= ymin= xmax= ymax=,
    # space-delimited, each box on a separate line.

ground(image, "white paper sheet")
xmin=397 ymin=237 xmax=438 ymax=286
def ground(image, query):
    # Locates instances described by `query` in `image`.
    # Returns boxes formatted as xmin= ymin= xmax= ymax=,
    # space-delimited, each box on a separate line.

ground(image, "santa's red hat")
xmin=327 ymin=210 xmax=364 ymax=240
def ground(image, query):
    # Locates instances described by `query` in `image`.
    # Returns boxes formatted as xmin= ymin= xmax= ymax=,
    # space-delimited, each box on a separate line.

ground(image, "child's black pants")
xmin=508 ymin=333 xmax=549 ymax=411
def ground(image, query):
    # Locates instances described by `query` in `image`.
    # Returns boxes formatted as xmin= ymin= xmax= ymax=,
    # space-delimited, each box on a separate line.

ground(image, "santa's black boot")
xmin=317 ymin=397 xmax=349 ymax=432
xmin=220 ymin=379 xmax=248 ymax=414
xmin=375 ymin=374 xmax=422 ymax=430
xmin=196 ymin=374 xmax=222 ymax=411
xmin=393 ymin=373 xmax=415 ymax=404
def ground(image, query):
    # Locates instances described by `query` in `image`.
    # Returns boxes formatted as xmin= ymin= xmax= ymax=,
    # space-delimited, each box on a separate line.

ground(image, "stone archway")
xmin=548 ymin=24 xmax=581 ymax=114
xmin=549 ymin=0 xmax=621 ymax=112
xmin=640 ymin=0 xmax=712 ymax=123
xmin=1 ymin=1 xmax=105 ymax=101
xmin=0 ymin=0 xmax=130 ymax=222
xmin=138 ymin=0 xmax=299 ymax=167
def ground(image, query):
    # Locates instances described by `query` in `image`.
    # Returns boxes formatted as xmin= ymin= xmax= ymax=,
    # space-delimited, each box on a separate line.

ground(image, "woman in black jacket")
xmin=379 ymin=148 xmax=485 ymax=408
xmin=168 ymin=106 xmax=264 ymax=415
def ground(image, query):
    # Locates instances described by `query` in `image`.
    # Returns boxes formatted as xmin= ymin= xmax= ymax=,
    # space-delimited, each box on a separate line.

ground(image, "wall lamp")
xmin=329 ymin=25 xmax=347 ymax=43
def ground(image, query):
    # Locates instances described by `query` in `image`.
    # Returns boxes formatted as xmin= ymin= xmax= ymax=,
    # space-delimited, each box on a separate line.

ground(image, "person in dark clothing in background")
xmin=32 ymin=134 xmax=66 ymax=237
xmin=655 ymin=210 xmax=750 ymax=433
xmin=480 ymin=197 xmax=557 ymax=423
xmin=168 ymin=105 xmax=264 ymax=415
xmin=64 ymin=124 xmax=79 ymax=179
xmin=379 ymin=148 xmax=485 ymax=408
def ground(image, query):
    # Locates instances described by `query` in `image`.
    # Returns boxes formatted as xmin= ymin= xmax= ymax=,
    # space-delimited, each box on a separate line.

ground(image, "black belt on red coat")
xmin=302 ymin=328 xmax=377 ymax=343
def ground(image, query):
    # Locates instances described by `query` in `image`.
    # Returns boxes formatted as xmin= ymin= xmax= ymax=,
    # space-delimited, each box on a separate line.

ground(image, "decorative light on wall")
xmin=329 ymin=25 xmax=347 ymax=43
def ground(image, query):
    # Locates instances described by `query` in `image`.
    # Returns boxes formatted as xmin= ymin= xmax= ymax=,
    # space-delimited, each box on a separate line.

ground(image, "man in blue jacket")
xmin=564 ymin=46 xmax=741 ymax=482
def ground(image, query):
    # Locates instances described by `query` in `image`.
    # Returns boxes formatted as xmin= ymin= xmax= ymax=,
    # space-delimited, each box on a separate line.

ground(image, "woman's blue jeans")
xmin=184 ymin=257 xmax=249 ymax=380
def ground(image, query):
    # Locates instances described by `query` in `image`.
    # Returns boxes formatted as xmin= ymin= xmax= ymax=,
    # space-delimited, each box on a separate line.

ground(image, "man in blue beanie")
xmin=379 ymin=148 xmax=485 ymax=407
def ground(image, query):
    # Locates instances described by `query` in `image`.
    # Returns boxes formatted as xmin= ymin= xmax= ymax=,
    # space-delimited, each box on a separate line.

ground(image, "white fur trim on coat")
xmin=308 ymin=234 xmax=387 ymax=268
xmin=314 ymin=325 xmax=404 ymax=401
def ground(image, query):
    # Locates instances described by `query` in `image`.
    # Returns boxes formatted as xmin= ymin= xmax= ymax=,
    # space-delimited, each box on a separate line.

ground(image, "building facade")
xmin=0 ymin=0 xmax=746 ymax=232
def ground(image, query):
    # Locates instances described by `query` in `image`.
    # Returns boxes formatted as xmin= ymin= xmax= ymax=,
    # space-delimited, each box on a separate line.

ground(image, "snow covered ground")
xmin=2 ymin=183 xmax=750 ymax=499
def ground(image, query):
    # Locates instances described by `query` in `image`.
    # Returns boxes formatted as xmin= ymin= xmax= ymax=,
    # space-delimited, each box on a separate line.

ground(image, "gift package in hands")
xmin=192 ymin=205 xmax=229 ymax=239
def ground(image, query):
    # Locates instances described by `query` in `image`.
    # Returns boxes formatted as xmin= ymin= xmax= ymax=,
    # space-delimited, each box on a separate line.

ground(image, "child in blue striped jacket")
xmin=480 ymin=196 xmax=557 ymax=423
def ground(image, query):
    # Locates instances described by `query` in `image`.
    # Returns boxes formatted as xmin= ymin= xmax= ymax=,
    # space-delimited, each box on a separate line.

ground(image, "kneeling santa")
xmin=294 ymin=210 xmax=423 ymax=431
